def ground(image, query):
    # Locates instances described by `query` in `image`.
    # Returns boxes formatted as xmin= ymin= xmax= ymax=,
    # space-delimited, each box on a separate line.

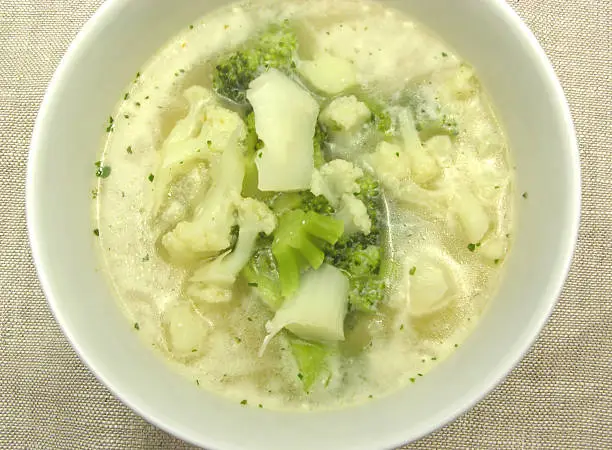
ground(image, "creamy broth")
xmin=93 ymin=0 xmax=513 ymax=410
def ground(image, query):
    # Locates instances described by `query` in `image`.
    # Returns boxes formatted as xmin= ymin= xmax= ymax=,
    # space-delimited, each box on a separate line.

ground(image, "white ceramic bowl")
xmin=27 ymin=0 xmax=580 ymax=448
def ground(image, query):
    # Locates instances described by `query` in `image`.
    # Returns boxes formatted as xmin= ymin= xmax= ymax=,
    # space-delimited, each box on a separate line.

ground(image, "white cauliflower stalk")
xmin=246 ymin=69 xmax=320 ymax=191
xmin=186 ymin=198 xmax=276 ymax=304
xmin=260 ymin=264 xmax=349 ymax=356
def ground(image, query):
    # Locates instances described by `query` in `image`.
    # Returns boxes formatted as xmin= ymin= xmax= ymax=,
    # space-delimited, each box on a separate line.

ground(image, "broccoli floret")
xmin=313 ymin=122 xmax=329 ymax=168
xmin=324 ymin=174 xmax=387 ymax=312
xmin=213 ymin=22 xmax=297 ymax=105
xmin=406 ymin=87 xmax=459 ymax=140
xmin=348 ymin=276 xmax=387 ymax=312
xmin=272 ymin=210 xmax=344 ymax=297
xmin=268 ymin=191 xmax=334 ymax=216
xmin=357 ymin=96 xmax=394 ymax=137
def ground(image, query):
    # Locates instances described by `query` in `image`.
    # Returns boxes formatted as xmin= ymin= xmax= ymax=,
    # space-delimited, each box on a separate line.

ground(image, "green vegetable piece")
xmin=313 ymin=122 xmax=329 ymax=168
xmin=290 ymin=338 xmax=329 ymax=392
xmin=242 ymin=247 xmax=283 ymax=311
xmin=348 ymin=276 xmax=386 ymax=312
xmin=406 ymin=89 xmax=459 ymax=140
xmin=272 ymin=210 xmax=343 ymax=297
xmin=324 ymin=173 xmax=388 ymax=312
xmin=213 ymin=22 xmax=297 ymax=105
xmin=95 ymin=165 xmax=111 ymax=178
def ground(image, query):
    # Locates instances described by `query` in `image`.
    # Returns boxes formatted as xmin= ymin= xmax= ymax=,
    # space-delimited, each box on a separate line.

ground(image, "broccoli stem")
xmin=303 ymin=211 xmax=344 ymax=244
xmin=272 ymin=245 xmax=302 ymax=298
xmin=271 ymin=209 xmax=344 ymax=297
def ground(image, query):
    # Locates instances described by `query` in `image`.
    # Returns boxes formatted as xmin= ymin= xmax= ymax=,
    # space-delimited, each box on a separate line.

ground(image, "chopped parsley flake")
xmin=93 ymin=228 xmax=99 ymax=236
xmin=409 ymin=266 xmax=416 ymax=275
xmin=240 ymin=399 xmax=247 ymax=406
xmin=431 ymin=356 xmax=437 ymax=361
xmin=248 ymin=282 xmax=258 ymax=287
xmin=124 ymin=93 xmax=129 ymax=100
xmin=91 ymin=189 xmax=98 ymax=199
xmin=142 ymin=254 xmax=149 ymax=262
xmin=126 ymin=146 xmax=133 ymax=154
xmin=258 ymin=404 xmax=263 ymax=408
xmin=494 ymin=259 xmax=500 ymax=264
xmin=196 ymin=379 xmax=200 ymax=386
xmin=395 ymin=152 xmax=400 ymax=157
xmin=106 ymin=116 xmax=114 ymax=132
xmin=148 ymin=173 xmax=155 ymax=182
xmin=522 ymin=191 xmax=529 ymax=199
xmin=191 ymin=348 xmax=197 ymax=353
xmin=234 ymin=337 xmax=242 ymax=344
xmin=410 ymin=377 xmax=416 ymax=383
xmin=189 ymin=25 xmax=194 ymax=30
xmin=467 ymin=243 xmax=477 ymax=252
xmin=135 ymin=102 xmax=141 ymax=107
xmin=399 ymin=324 xmax=404 ymax=330
xmin=133 ymin=322 xmax=140 ymax=330
xmin=441 ymin=52 xmax=448 ymax=57
xmin=297 ymin=373 xmax=303 ymax=380
xmin=95 ymin=165 xmax=111 ymax=178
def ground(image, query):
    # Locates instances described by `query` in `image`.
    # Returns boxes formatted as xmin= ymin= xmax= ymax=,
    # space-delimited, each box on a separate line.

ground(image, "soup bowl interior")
xmin=27 ymin=0 xmax=579 ymax=449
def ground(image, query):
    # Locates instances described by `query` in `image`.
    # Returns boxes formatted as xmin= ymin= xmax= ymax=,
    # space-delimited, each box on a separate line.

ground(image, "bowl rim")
xmin=26 ymin=0 xmax=581 ymax=448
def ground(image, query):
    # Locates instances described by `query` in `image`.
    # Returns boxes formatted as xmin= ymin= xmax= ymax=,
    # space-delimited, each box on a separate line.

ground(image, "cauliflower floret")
xmin=335 ymin=193 xmax=371 ymax=235
xmin=398 ymin=109 xmax=440 ymax=185
xmin=310 ymin=159 xmax=363 ymax=207
xmin=151 ymin=86 xmax=246 ymax=215
xmin=452 ymin=189 xmax=490 ymax=243
xmin=162 ymin=140 xmax=245 ymax=262
xmin=298 ymin=52 xmax=357 ymax=95
xmin=185 ymin=198 xmax=276 ymax=304
xmin=163 ymin=302 xmax=211 ymax=358
xmin=320 ymin=96 xmax=371 ymax=131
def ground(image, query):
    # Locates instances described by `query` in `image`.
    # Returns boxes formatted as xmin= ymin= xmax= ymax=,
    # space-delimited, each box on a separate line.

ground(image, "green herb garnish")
xmin=95 ymin=165 xmax=111 ymax=178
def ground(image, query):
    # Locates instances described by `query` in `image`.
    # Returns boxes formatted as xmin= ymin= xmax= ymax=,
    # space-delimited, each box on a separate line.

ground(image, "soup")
xmin=92 ymin=0 xmax=514 ymax=410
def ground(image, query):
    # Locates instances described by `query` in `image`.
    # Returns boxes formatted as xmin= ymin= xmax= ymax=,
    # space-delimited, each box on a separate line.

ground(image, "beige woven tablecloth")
xmin=1 ymin=0 xmax=610 ymax=448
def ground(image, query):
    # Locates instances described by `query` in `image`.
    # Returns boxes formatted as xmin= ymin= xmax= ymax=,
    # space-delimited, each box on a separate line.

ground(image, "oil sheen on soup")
xmin=92 ymin=0 xmax=514 ymax=410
